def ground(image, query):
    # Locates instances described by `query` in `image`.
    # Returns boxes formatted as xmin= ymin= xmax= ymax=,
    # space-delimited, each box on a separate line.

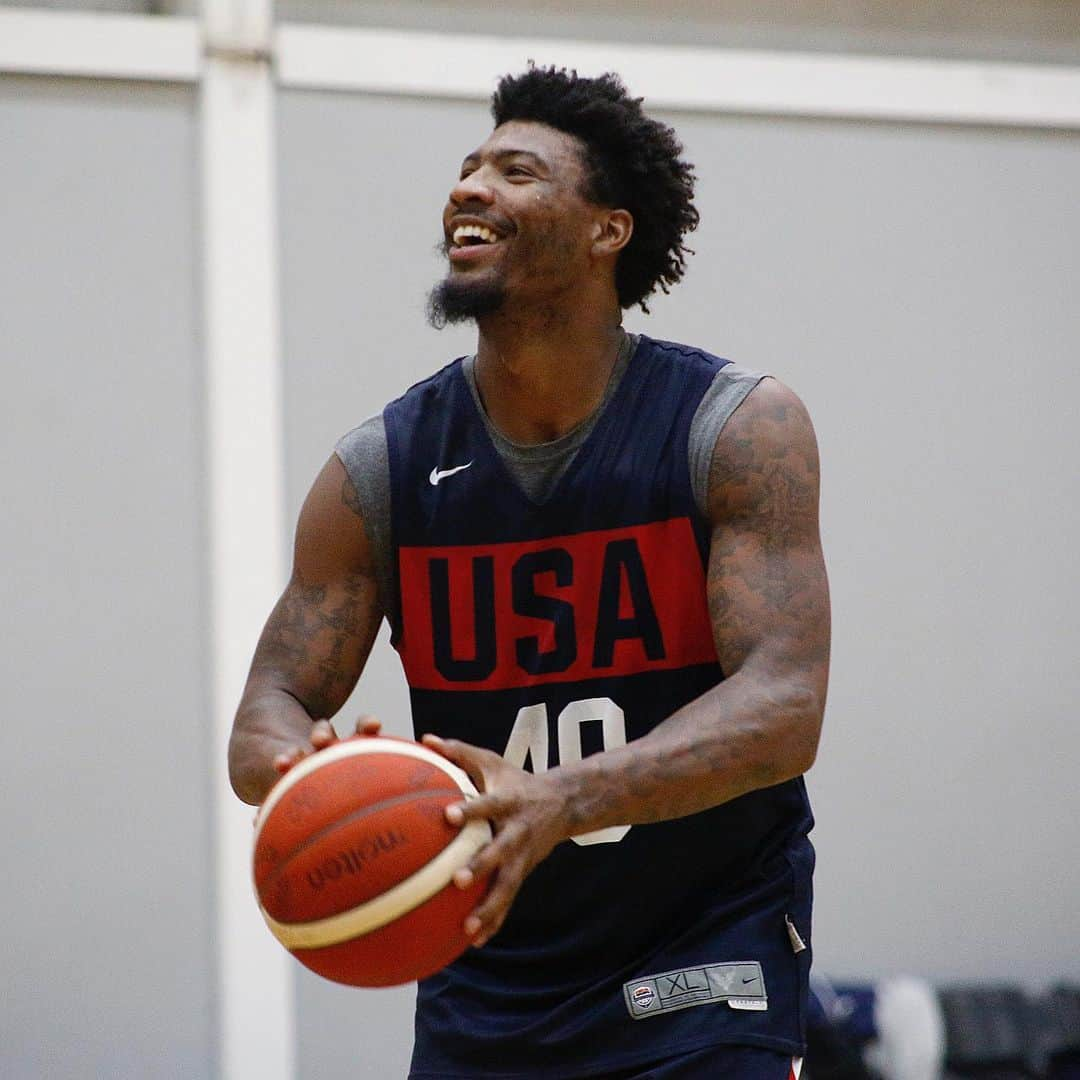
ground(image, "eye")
xmin=505 ymin=165 xmax=533 ymax=179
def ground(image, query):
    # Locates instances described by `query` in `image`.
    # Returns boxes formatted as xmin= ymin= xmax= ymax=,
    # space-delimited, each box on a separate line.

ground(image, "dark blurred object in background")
xmin=806 ymin=980 xmax=1080 ymax=1080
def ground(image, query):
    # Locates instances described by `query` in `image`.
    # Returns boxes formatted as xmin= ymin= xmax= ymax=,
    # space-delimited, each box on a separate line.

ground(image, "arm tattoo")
xmin=706 ymin=389 xmax=831 ymax=675
xmin=255 ymin=568 xmax=378 ymax=720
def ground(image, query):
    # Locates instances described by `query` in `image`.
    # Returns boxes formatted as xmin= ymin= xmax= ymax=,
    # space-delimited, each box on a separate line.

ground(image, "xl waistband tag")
xmin=623 ymin=961 xmax=767 ymax=1020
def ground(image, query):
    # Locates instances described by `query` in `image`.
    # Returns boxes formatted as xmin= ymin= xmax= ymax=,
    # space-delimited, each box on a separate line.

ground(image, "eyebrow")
xmin=461 ymin=148 xmax=548 ymax=169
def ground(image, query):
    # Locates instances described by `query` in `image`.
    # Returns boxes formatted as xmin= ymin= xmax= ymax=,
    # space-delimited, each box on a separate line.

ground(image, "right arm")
xmin=228 ymin=453 xmax=384 ymax=805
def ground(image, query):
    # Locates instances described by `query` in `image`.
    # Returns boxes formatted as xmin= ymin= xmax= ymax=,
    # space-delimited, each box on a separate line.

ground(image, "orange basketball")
xmin=252 ymin=735 xmax=490 ymax=987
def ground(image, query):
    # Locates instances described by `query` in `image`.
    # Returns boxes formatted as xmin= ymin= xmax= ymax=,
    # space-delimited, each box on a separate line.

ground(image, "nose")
xmin=449 ymin=166 xmax=496 ymax=208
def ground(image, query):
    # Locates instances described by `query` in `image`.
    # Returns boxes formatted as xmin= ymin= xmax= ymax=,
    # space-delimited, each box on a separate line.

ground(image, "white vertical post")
xmin=201 ymin=0 xmax=294 ymax=1077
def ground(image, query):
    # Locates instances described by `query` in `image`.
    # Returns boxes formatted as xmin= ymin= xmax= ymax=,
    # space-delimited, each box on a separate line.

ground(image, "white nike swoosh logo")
xmin=429 ymin=461 xmax=474 ymax=485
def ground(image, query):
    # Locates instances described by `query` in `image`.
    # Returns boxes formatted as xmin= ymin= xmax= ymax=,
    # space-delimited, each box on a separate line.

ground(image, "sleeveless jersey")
xmin=383 ymin=335 xmax=815 ymax=1078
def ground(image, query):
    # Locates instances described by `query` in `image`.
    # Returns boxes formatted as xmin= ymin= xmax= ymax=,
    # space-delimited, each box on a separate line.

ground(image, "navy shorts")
xmin=597 ymin=1046 xmax=802 ymax=1080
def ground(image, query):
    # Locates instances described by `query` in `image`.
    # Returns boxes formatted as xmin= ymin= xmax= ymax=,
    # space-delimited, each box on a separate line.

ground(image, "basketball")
xmin=252 ymin=735 xmax=491 ymax=987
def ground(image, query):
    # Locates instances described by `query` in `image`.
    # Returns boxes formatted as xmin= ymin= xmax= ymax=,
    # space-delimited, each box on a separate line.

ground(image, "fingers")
xmin=452 ymin=865 xmax=475 ymax=889
xmin=445 ymin=791 xmax=500 ymax=829
xmin=421 ymin=731 xmax=463 ymax=761
xmin=272 ymin=720 xmax=340 ymax=776
xmin=462 ymin=836 xmax=528 ymax=947
xmin=354 ymin=715 xmax=382 ymax=737
xmin=419 ymin=732 xmax=555 ymax=947
xmin=422 ymin=732 xmax=490 ymax=763
xmin=422 ymin=733 xmax=499 ymax=793
xmin=449 ymin=817 xmax=532 ymax=947
xmin=272 ymin=746 xmax=305 ymax=775
xmin=456 ymin=823 xmax=505 ymax=882
xmin=309 ymin=719 xmax=338 ymax=749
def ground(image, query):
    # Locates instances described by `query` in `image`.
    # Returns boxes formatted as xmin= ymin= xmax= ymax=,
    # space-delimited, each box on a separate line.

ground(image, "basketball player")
xmin=230 ymin=67 xmax=829 ymax=1080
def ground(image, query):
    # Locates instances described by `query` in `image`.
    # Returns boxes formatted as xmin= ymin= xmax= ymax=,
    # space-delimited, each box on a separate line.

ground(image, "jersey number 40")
xmin=502 ymin=697 xmax=630 ymax=846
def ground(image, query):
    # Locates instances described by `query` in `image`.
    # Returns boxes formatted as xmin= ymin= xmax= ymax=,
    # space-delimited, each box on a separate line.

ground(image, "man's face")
xmin=428 ymin=121 xmax=601 ymax=326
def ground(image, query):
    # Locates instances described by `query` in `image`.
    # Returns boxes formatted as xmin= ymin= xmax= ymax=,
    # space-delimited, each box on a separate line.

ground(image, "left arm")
xmin=430 ymin=377 xmax=830 ymax=944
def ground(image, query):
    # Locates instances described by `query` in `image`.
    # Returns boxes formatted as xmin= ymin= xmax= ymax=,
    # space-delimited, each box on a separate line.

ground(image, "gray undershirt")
xmin=334 ymin=337 xmax=765 ymax=616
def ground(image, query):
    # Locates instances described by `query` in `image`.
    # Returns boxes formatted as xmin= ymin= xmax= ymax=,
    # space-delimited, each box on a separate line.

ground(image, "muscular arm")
xmin=554 ymin=376 xmax=830 ymax=827
xmin=228 ymin=454 xmax=384 ymax=805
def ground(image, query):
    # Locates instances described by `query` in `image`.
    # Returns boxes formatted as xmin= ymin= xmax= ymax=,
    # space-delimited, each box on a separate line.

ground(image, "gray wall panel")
xmin=279 ymin=87 xmax=1079 ymax=1076
xmin=0 ymin=77 xmax=212 ymax=1079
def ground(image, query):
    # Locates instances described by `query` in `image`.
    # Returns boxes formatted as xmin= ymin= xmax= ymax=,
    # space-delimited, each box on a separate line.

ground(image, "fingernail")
xmin=453 ymin=868 xmax=474 ymax=890
xmin=465 ymin=916 xmax=481 ymax=936
xmin=445 ymin=804 xmax=464 ymax=825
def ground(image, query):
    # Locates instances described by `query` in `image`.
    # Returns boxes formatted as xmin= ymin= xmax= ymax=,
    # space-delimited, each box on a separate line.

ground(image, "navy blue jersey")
xmin=383 ymin=336 xmax=814 ymax=1078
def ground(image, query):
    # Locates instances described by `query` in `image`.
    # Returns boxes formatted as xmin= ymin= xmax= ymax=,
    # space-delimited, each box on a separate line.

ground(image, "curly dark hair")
xmin=491 ymin=65 xmax=698 ymax=312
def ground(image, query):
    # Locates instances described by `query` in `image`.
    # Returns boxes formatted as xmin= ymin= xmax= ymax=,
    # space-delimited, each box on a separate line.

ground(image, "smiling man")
xmin=229 ymin=66 xmax=829 ymax=1079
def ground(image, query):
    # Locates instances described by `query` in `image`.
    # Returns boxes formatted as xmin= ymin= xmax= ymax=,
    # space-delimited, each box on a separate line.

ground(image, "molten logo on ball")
xmin=306 ymin=829 xmax=407 ymax=891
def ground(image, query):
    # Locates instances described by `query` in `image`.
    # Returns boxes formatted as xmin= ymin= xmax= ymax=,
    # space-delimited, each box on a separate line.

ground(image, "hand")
xmin=422 ymin=733 xmax=569 ymax=948
xmin=253 ymin=715 xmax=383 ymax=825
xmin=271 ymin=715 xmax=382 ymax=776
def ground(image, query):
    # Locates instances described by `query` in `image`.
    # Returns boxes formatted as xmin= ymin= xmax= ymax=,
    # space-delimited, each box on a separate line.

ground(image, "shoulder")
xmin=723 ymin=376 xmax=816 ymax=442
xmin=687 ymin=364 xmax=770 ymax=511
xmin=336 ymin=412 xmax=387 ymax=470
xmin=333 ymin=413 xmax=390 ymax=532
xmin=635 ymin=333 xmax=728 ymax=377
xmin=706 ymin=377 xmax=821 ymax=523
xmin=294 ymin=453 xmax=378 ymax=577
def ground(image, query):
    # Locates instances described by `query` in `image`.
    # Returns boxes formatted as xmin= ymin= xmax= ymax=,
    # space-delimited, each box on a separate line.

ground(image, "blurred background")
xmin=2 ymin=1 xmax=1079 ymax=1078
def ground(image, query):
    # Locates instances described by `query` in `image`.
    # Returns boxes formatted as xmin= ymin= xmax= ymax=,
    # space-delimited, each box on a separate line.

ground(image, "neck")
xmin=474 ymin=293 xmax=625 ymax=445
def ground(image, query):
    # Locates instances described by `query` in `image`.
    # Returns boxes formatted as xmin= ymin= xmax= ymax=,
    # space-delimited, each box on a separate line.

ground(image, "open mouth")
xmin=448 ymin=223 xmax=507 ymax=265
xmin=452 ymin=224 xmax=502 ymax=247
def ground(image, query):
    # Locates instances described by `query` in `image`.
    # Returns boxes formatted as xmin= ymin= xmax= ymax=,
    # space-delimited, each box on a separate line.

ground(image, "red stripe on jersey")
xmin=397 ymin=517 xmax=717 ymax=691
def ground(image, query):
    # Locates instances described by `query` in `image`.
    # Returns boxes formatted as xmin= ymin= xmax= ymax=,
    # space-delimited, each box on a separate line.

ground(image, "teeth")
xmin=452 ymin=224 xmax=499 ymax=246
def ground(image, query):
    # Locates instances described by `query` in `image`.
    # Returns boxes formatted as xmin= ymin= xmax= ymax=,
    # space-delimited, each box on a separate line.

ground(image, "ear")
xmin=591 ymin=209 xmax=633 ymax=259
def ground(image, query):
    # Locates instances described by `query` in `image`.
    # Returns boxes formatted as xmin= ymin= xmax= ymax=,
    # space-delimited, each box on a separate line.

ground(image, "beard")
xmin=426 ymin=271 xmax=506 ymax=329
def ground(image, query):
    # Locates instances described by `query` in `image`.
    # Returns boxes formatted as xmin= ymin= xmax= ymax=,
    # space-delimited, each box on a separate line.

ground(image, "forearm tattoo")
xmin=254 ymin=568 xmax=376 ymax=719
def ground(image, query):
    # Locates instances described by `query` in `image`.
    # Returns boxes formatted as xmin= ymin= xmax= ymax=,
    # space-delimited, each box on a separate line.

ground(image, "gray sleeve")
xmin=334 ymin=413 xmax=394 ymax=617
xmin=688 ymin=365 xmax=769 ymax=517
